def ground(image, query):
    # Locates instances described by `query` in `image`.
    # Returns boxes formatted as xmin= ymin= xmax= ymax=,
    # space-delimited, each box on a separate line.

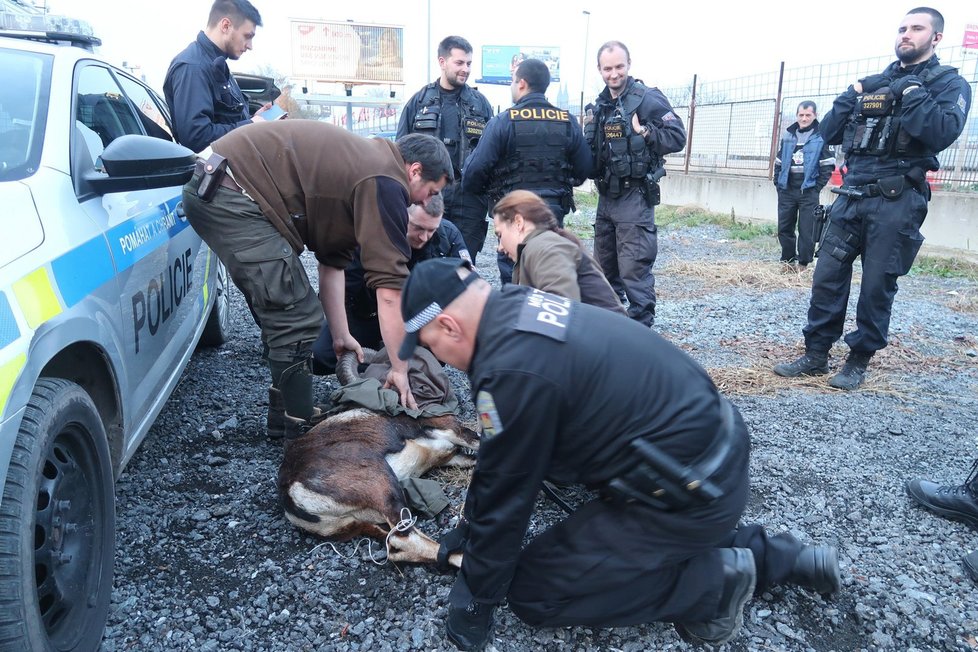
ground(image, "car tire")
xmin=200 ymin=258 xmax=230 ymax=347
xmin=0 ymin=378 xmax=115 ymax=652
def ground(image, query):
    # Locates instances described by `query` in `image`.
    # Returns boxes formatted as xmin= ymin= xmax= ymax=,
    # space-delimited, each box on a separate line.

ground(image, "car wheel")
xmin=0 ymin=378 xmax=115 ymax=651
xmin=200 ymin=258 xmax=230 ymax=347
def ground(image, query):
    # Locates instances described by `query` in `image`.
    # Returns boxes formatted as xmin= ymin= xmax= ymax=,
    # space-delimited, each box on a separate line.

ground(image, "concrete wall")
xmin=659 ymin=172 xmax=978 ymax=255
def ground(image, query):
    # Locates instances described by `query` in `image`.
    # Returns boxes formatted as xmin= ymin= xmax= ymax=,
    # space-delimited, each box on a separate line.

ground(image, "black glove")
xmin=857 ymin=74 xmax=890 ymax=93
xmin=446 ymin=602 xmax=495 ymax=651
xmin=889 ymin=75 xmax=923 ymax=96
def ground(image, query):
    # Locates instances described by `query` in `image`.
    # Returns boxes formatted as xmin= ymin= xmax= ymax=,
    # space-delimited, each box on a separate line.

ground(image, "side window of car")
xmin=74 ymin=64 xmax=142 ymax=155
xmin=115 ymin=75 xmax=174 ymax=142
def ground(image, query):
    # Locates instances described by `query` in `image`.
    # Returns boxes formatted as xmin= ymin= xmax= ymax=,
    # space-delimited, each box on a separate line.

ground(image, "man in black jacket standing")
xmin=398 ymin=36 xmax=494 ymax=261
xmin=164 ymin=0 xmax=274 ymax=153
xmin=585 ymin=41 xmax=687 ymax=327
xmin=463 ymin=58 xmax=592 ymax=284
xmin=774 ymin=6 xmax=971 ymax=391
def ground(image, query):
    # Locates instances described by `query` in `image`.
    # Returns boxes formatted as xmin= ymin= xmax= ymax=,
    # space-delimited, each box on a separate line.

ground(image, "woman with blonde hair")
xmin=493 ymin=190 xmax=625 ymax=314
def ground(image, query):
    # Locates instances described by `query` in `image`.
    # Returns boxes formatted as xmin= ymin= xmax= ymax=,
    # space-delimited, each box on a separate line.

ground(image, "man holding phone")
xmin=164 ymin=0 xmax=276 ymax=153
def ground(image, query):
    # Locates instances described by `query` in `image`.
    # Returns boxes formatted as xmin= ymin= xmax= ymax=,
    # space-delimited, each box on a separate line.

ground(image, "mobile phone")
xmin=262 ymin=104 xmax=287 ymax=121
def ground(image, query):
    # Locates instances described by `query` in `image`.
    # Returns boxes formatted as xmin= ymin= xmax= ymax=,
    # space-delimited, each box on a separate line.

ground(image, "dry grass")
xmin=704 ymin=333 xmax=975 ymax=398
xmin=943 ymin=289 xmax=978 ymax=314
xmin=660 ymin=259 xmax=857 ymax=293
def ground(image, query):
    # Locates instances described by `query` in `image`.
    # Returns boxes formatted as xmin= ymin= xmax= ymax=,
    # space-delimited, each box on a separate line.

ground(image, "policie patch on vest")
xmin=476 ymin=390 xmax=503 ymax=440
xmin=515 ymin=288 xmax=572 ymax=341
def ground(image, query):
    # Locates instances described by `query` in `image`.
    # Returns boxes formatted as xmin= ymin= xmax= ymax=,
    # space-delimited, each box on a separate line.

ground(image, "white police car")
xmin=0 ymin=9 xmax=229 ymax=650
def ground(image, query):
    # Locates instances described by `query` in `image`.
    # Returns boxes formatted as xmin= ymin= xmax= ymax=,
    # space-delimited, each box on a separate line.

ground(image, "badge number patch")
xmin=477 ymin=390 xmax=504 ymax=440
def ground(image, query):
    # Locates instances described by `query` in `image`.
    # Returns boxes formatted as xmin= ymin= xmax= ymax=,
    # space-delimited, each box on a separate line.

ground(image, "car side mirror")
xmin=84 ymin=135 xmax=196 ymax=195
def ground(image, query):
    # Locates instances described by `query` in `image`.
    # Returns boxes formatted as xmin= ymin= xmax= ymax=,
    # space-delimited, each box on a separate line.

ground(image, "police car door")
xmin=72 ymin=63 xmax=207 ymax=453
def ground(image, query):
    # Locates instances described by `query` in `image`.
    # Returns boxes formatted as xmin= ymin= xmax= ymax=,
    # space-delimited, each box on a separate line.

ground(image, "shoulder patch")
xmin=476 ymin=390 xmax=503 ymax=440
xmin=662 ymin=112 xmax=677 ymax=122
xmin=957 ymin=94 xmax=967 ymax=114
xmin=515 ymin=288 xmax=572 ymax=341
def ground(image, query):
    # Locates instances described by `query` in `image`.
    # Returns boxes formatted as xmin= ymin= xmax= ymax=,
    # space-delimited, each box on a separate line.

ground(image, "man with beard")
xmin=398 ymin=36 xmax=494 ymax=261
xmin=774 ymin=7 xmax=971 ymax=390
xmin=585 ymin=41 xmax=687 ymax=327
xmin=165 ymin=0 xmax=274 ymax=153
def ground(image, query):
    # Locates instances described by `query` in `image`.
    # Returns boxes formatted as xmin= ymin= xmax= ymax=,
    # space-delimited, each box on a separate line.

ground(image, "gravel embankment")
xmin=101 ymin=212 xmax=978 ymax=652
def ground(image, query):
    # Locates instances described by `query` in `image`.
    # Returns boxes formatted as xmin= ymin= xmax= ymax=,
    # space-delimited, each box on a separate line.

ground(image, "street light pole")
xmin=580 ymin=10 xmax=591 ymax=121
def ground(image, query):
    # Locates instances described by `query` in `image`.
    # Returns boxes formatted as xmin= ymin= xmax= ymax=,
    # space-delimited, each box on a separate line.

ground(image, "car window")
xmin=74 ymin=64 xmax=142 ymax=154
xmin=115 ymin=74 xmax=174 ymax=142
xmin=0 ymin=47 xmax=52 ymax=182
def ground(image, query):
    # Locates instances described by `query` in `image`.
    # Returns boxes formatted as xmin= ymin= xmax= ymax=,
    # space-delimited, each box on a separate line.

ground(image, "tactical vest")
xmin=593 ymin=80 xmax=659 ymax=182
xmin=488 ymin=103 xmax=577 ymax=202
xmin=409 ymin=82 xmax=490 ymax=171
xmin=842 ymin=64 xmax=957 ymax=159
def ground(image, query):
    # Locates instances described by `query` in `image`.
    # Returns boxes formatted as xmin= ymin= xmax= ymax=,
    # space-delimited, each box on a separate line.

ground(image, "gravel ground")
xmin=101 ymin=209 xmax=978 ymax=652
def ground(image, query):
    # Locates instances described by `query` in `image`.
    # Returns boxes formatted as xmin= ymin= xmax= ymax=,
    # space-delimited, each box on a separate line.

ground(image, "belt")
xmin=194 ymin=159 xmax=243 ymax=194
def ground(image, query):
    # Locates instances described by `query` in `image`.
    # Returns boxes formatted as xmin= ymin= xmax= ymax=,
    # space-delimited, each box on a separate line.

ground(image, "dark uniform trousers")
xmin=443 ymin=184 xmax=489 ymax=264
xmin=497 ymin=198 xmax=569 ymax=285
xmin=594 ymin=188 xmax=657 ymax=327
xmin=803 ymin=188 xmax=927 ymax=355
xmin=182 ymin=182 xmax=322 ymax=363
xmin=777 ymin=180 xmax=820 ymax=265
xmin=507 ymin=410 xmax=803 ymax=627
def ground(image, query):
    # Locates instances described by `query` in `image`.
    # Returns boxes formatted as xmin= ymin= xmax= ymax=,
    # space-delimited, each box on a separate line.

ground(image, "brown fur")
xmin=278 ymin=409 xmax=478 ymax=565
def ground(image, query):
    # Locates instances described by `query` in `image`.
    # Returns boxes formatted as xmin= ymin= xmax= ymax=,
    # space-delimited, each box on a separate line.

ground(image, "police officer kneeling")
xmin=395 ymin=258 xmax=842 ymax=650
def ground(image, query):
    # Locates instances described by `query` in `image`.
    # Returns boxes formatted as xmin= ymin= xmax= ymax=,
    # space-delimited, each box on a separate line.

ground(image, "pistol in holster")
xmin=195 ymin=152 xmax=229 ymax=203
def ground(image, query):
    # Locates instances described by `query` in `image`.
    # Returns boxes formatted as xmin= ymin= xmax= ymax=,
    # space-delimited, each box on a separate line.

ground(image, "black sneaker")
xmin=788 ymin=545 xmax=841 ymax=596
xmin=906 ymin=460 xmax=978 ymax=529
xmin=675 ymin=548 xmax=756 ymax=647
xmin=828 ymin=353 xmax=872 ymax=390
xmin=773 ymin=352 xmax=828 ymax=377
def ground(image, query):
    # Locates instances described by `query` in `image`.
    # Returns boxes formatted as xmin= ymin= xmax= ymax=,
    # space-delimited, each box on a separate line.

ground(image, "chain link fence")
xmin=659 ymin=46 xmax=978 ymax=191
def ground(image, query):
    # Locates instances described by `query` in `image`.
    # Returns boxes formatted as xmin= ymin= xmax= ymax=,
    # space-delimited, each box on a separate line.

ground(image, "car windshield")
xmin=0 ymin=47 xmax=52 ymax=182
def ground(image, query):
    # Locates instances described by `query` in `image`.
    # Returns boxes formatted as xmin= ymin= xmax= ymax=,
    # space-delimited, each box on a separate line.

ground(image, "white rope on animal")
xmin=308 ymin=507 xmax=417 ymax=566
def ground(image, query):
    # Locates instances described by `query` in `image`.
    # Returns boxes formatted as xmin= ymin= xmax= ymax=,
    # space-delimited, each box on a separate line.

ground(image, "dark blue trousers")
xmin=803 ymin=189 xmax=927 ymax=355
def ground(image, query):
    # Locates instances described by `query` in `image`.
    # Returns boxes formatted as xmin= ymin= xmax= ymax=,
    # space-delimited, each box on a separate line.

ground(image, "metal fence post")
xmin=684 ymin=74 xmax=697 ymax=176
xmin=769 ymin=61 xmax=785 ymax=180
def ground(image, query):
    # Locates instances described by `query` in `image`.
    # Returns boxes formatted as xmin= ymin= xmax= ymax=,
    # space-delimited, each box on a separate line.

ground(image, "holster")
xmin=603 ymin=400 xmax=734 ymax=511
xmin=195 ymin=152 xmax=229 ymax=203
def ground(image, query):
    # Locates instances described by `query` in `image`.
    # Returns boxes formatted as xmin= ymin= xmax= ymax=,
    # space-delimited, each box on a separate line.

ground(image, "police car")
xmin=0 ymin=8 xmax=229 ymax=650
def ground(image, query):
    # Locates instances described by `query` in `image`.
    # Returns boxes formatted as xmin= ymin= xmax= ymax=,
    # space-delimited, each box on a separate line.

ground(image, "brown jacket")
xmin=513 ymin=228 xmax=626 ymax=315
xmin=213 ymin=121 xmax=411 ymax=290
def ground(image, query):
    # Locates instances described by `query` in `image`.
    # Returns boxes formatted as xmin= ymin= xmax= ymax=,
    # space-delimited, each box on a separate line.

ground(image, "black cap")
xmin=399 ymin=258 xmax=479 ymax=360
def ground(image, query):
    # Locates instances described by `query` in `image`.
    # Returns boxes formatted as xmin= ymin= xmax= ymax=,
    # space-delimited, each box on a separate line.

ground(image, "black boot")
xmin=828 ymin=352 xmax=872 ymax=390
xmin=788 ymin=545 xmax=841 ymax=596
xmin=905 ymin=459 xmax=978 ymax=529
xmin=675 ymin=548 xmax=756 ymax=647
xmin=773 ymin=351 xmax=828 ymax=377
xmin=266 ymin=386 xmax=285 ymax=440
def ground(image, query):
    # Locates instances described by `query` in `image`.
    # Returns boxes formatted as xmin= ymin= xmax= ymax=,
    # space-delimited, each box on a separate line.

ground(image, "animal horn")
xmin=335 ymin=348 xmax=380 ymax=386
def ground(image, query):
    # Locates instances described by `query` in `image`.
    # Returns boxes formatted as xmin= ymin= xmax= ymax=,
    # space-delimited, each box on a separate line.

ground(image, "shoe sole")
xmin=773 ymin=366 xmax=828 ymax=378
xmin=963 ymin=551 xmax=978 ymax=584
xmin=675 ymin=549 xmax=756 ymax=647
xmin=906 ymin=482 xmax=978 ymax=529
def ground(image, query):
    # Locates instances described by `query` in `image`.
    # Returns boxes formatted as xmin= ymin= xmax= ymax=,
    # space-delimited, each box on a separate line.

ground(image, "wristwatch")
xmin=639 ymin=124 xmax=651 ymax=138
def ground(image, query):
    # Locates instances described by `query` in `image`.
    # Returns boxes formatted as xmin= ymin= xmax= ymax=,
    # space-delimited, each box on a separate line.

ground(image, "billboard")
xmin=291 ymin=20 xmax=403 ymax=84
xmin=965 ymin=24 xmax=978 ymax=49
xmin=477 ymin=45 xmax=561 ymax=86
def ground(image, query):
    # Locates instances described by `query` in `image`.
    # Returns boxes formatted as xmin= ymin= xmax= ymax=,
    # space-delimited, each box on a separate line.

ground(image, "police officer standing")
xmin=463 ymin=58 xmax=593 ymax=284
xmin=585 ymin=41 xmax=686 ymax=327
xmin=398 ymin=36 xmax=494 ymax=261
xmin=395 ymin=258 xmax=841 ymax=651
xmin=164 ymin=0 xmax=273 ymax=153
xmin=774 ymin=7 xmax=971 ymax=390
